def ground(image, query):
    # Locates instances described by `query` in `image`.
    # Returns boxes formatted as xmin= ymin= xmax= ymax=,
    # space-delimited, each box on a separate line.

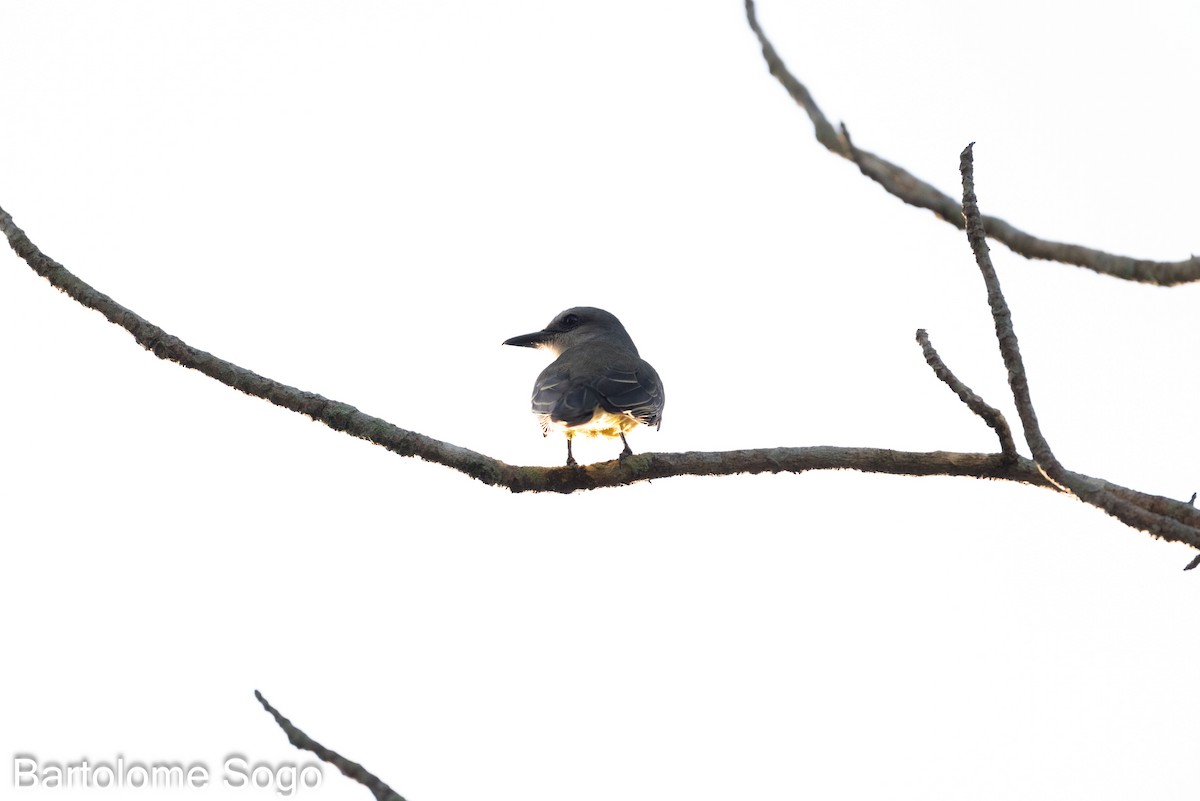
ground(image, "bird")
xmin=503 ymin=307 xmax=665 ymax=467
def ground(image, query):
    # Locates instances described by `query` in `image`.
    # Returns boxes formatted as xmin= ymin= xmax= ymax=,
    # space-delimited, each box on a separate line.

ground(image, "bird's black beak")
xmin=502 ymin=330 xmax=549 ymax=348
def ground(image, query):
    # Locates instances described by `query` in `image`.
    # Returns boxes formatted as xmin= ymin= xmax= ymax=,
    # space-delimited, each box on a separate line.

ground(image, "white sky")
xmin=3 ymin=1 xmax=1200 ymax=800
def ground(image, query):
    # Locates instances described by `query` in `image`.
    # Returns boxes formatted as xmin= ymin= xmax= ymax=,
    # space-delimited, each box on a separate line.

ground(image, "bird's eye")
xmin=562 ymin=314 xmax=580 ymax=328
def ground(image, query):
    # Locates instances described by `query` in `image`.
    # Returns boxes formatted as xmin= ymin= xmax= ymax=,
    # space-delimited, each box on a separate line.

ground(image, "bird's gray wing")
xmin=593 ymin=360 xmax=664 ymax=429
xmin=532 ymin=358 xmax=664 ymax=429
xmin=531 ymin=368 xmax=603 ymax=428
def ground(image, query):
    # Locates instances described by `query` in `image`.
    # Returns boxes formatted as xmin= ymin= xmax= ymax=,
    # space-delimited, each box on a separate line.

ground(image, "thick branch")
xmin=744 ymin=0 xmax=1200 ymax=286
xmin=255 ymin=691 xmax=406 ymax=801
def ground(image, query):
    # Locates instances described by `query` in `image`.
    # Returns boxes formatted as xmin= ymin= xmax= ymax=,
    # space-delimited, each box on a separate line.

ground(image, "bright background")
xmin=3 ymin=2 xmax=1199 ymax=799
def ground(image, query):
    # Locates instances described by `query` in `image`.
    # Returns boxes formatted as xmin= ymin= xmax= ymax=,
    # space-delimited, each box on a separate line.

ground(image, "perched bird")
xmin=503 ymin=307 xmax=665 ymax=467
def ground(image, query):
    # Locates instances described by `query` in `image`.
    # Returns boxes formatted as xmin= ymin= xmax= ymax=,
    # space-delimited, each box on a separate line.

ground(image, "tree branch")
xmin=255 ymin=691 xmax=406 ymax=801
xmin=915 ymin=328 xmax=1017 ymax=461
xmin=744 ymin=0 xmax=1200 ymax=286
xmin=4 ymin=199 xmax=1200 ymax=566
xmin=0 ymin=203 xmax=1048 ymax=495
xmin=958 ymin=145 xmax=1200 ymax=561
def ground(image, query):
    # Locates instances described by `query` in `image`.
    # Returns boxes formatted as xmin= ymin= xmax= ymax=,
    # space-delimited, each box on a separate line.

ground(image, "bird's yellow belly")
xmin=539 ymin=409 xmax=641 ymax=439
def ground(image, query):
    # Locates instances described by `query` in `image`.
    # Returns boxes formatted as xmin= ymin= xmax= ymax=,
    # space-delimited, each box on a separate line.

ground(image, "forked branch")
xmin=956 ymin=145 xmax=1200 ymax=563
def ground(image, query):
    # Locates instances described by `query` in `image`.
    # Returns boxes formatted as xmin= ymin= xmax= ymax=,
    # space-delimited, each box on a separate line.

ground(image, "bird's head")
xmin=502 ymin=307 xmax=638 ymax=357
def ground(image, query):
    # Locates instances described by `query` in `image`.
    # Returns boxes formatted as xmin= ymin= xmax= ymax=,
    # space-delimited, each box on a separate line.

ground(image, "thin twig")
xmin=255 ymin=691 xmax=407 ymax=801
xmin=744 ymin=0 xmax=1200 ymax=286
xmin=915 ymin=328 xmax=1016 ymax=460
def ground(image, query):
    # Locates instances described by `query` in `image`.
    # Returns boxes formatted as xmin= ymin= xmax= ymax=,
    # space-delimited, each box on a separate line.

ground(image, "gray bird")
xmin=503 ymin=307 xmax=665 ymax=467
